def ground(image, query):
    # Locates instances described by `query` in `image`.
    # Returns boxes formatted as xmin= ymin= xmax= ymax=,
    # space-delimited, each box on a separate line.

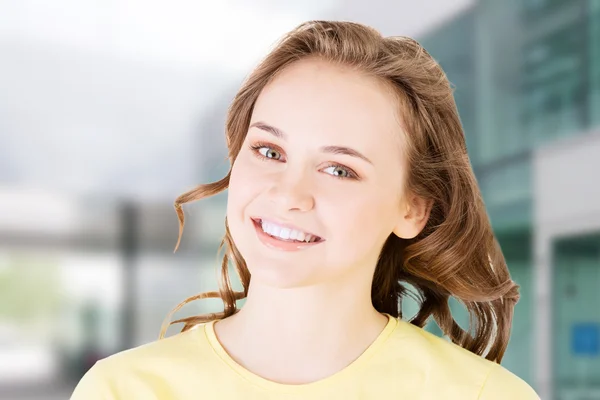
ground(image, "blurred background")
xmin=0 ymin=0 xmax=599 ymax=399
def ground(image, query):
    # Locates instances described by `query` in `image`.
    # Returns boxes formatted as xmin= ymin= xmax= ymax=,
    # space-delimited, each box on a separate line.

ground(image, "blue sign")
xmin=571 ymin=323 xmax=600 ymax=357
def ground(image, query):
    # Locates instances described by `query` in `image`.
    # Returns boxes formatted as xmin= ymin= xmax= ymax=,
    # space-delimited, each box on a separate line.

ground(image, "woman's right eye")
xmin=256 ymin=146 xmax=282 ymax=160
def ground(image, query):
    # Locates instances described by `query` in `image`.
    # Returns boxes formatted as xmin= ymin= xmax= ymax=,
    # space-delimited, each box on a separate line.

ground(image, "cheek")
xmin=323 ymin=189 xmax=399 ymax=248
xmin=226 ymin=160 xmax=256 ymax=257
xmin=227 ymin=156 xmax=268 ymax=220
xmin=228 ymin=159 xmax=251 ymax=216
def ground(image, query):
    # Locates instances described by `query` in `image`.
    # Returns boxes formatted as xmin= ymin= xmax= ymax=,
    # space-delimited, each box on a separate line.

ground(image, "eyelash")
xmin=248 ymin=142 xmax=359 ymax=180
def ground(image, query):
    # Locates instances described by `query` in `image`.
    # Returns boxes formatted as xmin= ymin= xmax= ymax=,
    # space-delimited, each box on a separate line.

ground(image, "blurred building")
xmin=420 ymin=0 xmax=600 ymax=398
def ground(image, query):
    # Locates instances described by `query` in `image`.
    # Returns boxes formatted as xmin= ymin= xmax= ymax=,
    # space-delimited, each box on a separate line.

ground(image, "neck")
xmin=237 ymin=281 xmax=384 ymax=337
xmin=213 ymin=277 xmax=390 ymax=384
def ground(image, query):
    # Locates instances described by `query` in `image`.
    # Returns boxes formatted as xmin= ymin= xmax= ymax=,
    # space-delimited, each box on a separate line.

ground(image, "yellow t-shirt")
xmin=70 ymin=315 xmax=539 ymax=399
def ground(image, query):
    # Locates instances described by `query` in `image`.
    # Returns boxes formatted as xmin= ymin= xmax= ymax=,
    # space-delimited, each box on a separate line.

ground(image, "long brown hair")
xmin=159 ymin=20 xmax=519 ymax=363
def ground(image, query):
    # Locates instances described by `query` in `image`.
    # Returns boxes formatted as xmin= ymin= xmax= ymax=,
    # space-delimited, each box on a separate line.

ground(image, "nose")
xmin=266 ymin=168 xmax=315 ymax=213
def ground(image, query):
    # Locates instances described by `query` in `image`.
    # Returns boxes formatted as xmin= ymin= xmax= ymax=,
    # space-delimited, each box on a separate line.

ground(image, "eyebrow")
xmin=249 ymin=121 xmax=373 ymax=165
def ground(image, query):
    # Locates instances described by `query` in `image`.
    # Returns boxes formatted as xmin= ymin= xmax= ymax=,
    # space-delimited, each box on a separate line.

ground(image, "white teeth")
xmin=280 ymin=228 xmax=291 ymax=239
xmin=260 ymin=220 xmax=317 ymax=242
xmin=271 ymin=224 xmax=281 ymax=237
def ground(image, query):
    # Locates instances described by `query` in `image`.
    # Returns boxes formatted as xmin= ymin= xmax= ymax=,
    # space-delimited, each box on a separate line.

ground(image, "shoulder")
xmin=98 ymin=325 xmax=209 ymax=369
xmin=70 ymin=326 xmax=212 ymax=399
xmin=384 ymin=319 xmax=539 ymax=399
xmin=478 ymin=363 xmax=540 ymax=400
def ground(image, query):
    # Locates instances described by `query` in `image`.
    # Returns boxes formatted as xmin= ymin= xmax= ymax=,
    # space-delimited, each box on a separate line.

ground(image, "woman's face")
xmin=227 ymin=58 xmax=415 ymax=289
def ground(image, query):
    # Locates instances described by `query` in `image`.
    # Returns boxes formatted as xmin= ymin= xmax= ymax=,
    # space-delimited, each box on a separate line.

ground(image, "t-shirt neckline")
xmin=203 ymin=313 xmax=398 ymax=393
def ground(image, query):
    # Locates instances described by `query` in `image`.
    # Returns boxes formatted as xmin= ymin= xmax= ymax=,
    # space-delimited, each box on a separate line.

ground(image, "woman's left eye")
xmin=322 ymin=165 xmax=355 ymax=179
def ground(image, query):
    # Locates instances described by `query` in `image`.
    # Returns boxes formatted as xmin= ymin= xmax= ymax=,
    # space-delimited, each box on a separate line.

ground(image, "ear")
xmin=392 ymin=194 xmax=433 ymax=239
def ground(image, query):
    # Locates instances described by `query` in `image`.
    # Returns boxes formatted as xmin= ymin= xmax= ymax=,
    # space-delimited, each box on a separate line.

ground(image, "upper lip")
xmin=251 ymin=217 xmax=323 ymax=240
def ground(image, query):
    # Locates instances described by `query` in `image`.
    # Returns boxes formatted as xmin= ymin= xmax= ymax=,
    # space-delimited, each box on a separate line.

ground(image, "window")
xmin=521 ymin=20 xmax=587 ymax=141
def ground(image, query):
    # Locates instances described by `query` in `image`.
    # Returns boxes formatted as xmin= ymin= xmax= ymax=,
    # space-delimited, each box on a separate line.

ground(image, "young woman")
xmin=71 ymin=20 xmax=539 ymax=399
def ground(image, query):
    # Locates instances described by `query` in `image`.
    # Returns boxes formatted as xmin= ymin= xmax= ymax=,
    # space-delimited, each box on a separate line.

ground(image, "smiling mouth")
xmin=251 ymin=218 xmax=323 ymax=243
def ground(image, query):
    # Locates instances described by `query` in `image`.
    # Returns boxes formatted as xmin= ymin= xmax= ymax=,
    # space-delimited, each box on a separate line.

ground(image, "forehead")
xmin=251 ymin=59 xmax=405 ymax=154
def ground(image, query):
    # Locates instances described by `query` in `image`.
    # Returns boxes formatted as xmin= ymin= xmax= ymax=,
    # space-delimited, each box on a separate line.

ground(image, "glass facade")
xmin=475 ymin=0 xmax=525 ymax=164
xmin=552 ymin=234 xmax=600 ymax=397
xmin=521 ymin=0 xmax=589 ymax=144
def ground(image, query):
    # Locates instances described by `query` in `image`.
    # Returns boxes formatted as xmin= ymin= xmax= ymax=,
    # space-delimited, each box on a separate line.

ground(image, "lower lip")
xmin=252 ymin=219 xmax=322 ymax=252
